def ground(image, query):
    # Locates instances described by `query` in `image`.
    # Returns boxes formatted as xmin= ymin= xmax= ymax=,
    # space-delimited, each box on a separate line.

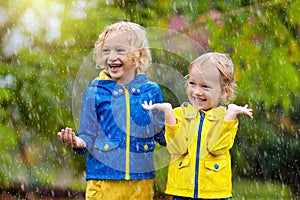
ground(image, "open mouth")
xmin=194 ymin=97 xmax=207 ymax=103
xmin=108 ymin=64 xmax=122 ymax=72
xmin=108 ymin=64 xmax=122 ymax=68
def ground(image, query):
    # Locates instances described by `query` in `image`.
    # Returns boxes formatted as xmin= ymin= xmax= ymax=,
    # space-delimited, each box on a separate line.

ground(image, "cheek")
xmin=100 ymin=54 xmax=107 ymax=63
xmin=131 ymin=57 xmax=137 ymax=66
xmin=186 ymin=88 xmax=196 ymax=102
xmin=186 ymin=87 xmax=192 ymax=96
xmin=187 ymin=91 xmax=193 ymax=102
xmin=131 ymin=55 xmax=138 ymax=66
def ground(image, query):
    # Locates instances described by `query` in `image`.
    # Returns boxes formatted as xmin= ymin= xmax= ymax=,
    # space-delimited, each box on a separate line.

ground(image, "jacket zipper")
xmin=124 ymin=86 xmax=130 ymax=180
xmin=194 ymin=111 xmax=205 ymax=198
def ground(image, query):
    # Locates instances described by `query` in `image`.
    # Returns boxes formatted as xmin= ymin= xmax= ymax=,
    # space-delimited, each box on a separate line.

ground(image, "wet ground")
xmin=0 ymin=192 xmax=169 ymax=200
xmin=0 ymin=192 xmax=84 ymax=200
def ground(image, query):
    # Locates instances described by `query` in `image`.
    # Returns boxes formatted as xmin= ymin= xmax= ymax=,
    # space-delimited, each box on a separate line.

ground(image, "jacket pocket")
xmin=203 ymin=159 xmax=231 ymax=192
xmin=94 ymin=139 xmax=120 ymax=151
xmin=178 ymin=157 xmax=190 ymax=169
xmin=168 ymin=157 xmax=193 ymax=190
xmin=135 ymin=140 xmax=155 ymax=152
xmin=204 ymin=159 xmax=226 ymax=171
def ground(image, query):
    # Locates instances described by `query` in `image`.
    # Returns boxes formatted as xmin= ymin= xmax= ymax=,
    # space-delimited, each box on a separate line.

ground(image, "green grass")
xmin=154 ymin=171 xmax=296 ymax=199
xmin=233 ymin=178 xmax=294 ymax=200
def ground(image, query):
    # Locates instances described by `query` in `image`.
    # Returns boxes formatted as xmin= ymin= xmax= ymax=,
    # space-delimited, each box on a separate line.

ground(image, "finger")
xmin=57 ymin=132 xmax=64 ymax=141
xmin=142 ymin=103 xmax=148 ymax=109
xmin=66 ymin=127 xmax=72 ymax=133
xmin=62 ymin=130 xmax=72 ymax=144
xmin=149 ymin=100 xmax=153 ymax=106
xmin=59 ymin=129 xmax=65 ymax=136
xmin=71 ymin=133 xmax=77 ymax=147
xmin=60 ymin=129 xmax=66 ymax=142
xmin=247 ymin=111 xmax=253 ymax=119
xmin=71 ymin=133 xmax=75 ymax=146
xmin=61 ymin=131 xmax=68 ymax=144
xmin=244 ymin=104 xmax=248 ymax=108
xmin=143 ymin=101 xmax=151 ymax=108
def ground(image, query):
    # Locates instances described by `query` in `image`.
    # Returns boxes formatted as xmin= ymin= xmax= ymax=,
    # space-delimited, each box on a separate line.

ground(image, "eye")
xmin=188 ymin=81 xmax=196 ymax=86
xmin=117 ymin=48 xmax=126 ymax=54
xmin=202 ymin=84 xmax=210 ymax=89
xmin=102 ymin=48 xmax=109 ymax=54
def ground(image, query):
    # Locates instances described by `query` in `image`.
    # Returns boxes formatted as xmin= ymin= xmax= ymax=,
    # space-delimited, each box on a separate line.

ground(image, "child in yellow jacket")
xmin=143 ymin=52 xmax=253 ymax=199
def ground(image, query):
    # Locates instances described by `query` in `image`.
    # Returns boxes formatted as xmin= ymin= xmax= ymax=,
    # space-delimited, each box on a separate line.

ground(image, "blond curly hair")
xmin=93 ymin=21 xmax=151 ymax=73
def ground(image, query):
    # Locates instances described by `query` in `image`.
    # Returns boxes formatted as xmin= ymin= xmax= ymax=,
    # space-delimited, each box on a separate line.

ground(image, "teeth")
xmin=195 ymin=97 xmax=206 ymax=101
xmin=109 ymin=64 xmax=121 ymax=68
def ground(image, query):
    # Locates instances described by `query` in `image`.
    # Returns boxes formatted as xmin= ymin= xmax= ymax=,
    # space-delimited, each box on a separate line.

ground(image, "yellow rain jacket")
xmin=165 ymin=102 xmax=238 ymax=199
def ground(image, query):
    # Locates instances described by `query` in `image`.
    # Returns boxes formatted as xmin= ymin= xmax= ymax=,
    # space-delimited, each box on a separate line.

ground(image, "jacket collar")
xmin=90 ymin=70 xmax=149 ymax=96
xmin=89 ymin=70 xmax=112 ymax=87
xmin=94 ymin=70 xmax=147 ymax=84
xmin=181 ymin=102 xmax=227 ymax=120
xmin=112 ymin=73 xmax=148 ymax=94
xmin=98 ymin=70 xmax=112 ymax=80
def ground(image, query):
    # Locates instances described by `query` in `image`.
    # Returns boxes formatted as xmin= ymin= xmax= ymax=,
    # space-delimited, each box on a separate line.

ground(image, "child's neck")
xmin=115 ymin=70 xmax=137 ymax=85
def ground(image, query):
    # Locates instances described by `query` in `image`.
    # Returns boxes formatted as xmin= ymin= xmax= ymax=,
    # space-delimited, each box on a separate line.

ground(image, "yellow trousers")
xmin=85 ymin=179 xmax=154 ymax=200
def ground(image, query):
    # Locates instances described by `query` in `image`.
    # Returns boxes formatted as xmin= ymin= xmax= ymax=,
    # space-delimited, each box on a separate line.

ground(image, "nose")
xmin=107 ymin=51 xmax=118 ymax=62
xmin=193 ymin=86 xmax=203 ymax=96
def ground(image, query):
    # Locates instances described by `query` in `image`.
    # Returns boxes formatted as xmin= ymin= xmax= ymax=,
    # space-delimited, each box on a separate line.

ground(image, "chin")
xmin=191 ymin=103 xmax=202 ymax=110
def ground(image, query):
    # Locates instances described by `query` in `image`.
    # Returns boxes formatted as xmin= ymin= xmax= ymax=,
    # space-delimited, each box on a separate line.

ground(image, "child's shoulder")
xmin=172 ymin=102 xmax=198 ymax=119
xmin=179 ymin=102 xmax=195 ymax=111
xmin=88 ymin=77 xmax=113 ymax=87
xmin=87 ymin=70 xmax=114 ymax=86
xmin=135 ymin=74 xmax=161 ymax=90
xmin=202 ymin=106 xmax=227 ymax=120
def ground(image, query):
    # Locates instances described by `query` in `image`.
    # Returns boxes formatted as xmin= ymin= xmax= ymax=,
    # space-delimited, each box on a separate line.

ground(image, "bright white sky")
xmin=1 ymin=0 xmax=89 ymax=57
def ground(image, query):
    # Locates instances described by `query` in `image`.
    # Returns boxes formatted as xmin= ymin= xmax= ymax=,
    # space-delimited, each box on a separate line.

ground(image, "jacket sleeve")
xmin=152 ymin=85 xmax=166 ymax=146
xmin=154 ymin=127 xmax=166 ymax=146
xmin=165 ymin=108 xmax=188 ymax=155
xmin=206 ymin=119 xmax=238 ymax=156
xmin=74 ymin=85 xmax=100 ymax=155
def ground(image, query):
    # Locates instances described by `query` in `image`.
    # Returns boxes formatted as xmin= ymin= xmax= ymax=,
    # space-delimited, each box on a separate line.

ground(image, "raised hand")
xmin=57 ymin=127 xmax=86 ymax=149
xmin=142 ymin=101 xmax=176 ymax=125
xmin=142 ymin=101 xmax=172 ymax=112
xmin=225 ymin=104 xmax=253 ymax=120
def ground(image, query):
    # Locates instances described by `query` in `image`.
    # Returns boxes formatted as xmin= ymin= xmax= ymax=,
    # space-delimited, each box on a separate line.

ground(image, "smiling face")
xmin=102 ymin=31 xmax=136 ymax=84
xmin=187 ymin=64 xmax=226 ymax=111
xmin=94 ymin=22 xmax=152 ymax=79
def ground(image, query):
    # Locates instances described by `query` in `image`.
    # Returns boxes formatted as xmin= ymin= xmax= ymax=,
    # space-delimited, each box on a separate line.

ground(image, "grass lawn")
xmin=154 ymin=168 xmax=296 ymax=199
xmin=233 ymin=178 xmax=294 ymax=200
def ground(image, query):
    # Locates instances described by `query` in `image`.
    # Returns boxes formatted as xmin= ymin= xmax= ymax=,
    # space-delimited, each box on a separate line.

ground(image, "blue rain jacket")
xmin=75 ymin=70 xmax=165 ymax=180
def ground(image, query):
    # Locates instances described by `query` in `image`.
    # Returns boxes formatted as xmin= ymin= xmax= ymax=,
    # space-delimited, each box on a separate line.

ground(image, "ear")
xmin=222 ymin=86 xmax=230 ymax=99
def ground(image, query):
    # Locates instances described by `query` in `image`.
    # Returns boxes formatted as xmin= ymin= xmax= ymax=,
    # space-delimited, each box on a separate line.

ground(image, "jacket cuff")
xmin=73 ymin=148 xmax=87 ymax=155
xmin=165 ymin=119 xmax=180 ymax=138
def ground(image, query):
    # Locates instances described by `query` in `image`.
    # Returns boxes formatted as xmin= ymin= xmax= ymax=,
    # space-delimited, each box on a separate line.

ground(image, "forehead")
xmin=104 ymin=30 xmax=130 ymax=43
xmin=189 ymin=64 xmax=221 ymax=84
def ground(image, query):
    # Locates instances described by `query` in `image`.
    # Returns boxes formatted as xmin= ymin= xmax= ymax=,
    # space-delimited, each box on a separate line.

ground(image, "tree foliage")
xmin=0 ymin=0 xmax=299 ymax=197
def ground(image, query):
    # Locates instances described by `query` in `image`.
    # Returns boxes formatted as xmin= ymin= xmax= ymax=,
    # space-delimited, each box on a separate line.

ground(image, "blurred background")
xmin=0 ymin=0 xmax=299 ymax=199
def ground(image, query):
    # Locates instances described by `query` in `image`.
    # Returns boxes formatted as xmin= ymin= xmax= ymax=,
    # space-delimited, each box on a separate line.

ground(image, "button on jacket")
xmin=165 ymin=102 xmax=238 ymax=199
xmin=75 ymin=70 xmax=165 ymax=180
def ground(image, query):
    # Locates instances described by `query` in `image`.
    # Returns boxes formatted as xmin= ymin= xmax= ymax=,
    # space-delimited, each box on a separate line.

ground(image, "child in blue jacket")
xmin=58 ymin=21 xmax=165 ymax=200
